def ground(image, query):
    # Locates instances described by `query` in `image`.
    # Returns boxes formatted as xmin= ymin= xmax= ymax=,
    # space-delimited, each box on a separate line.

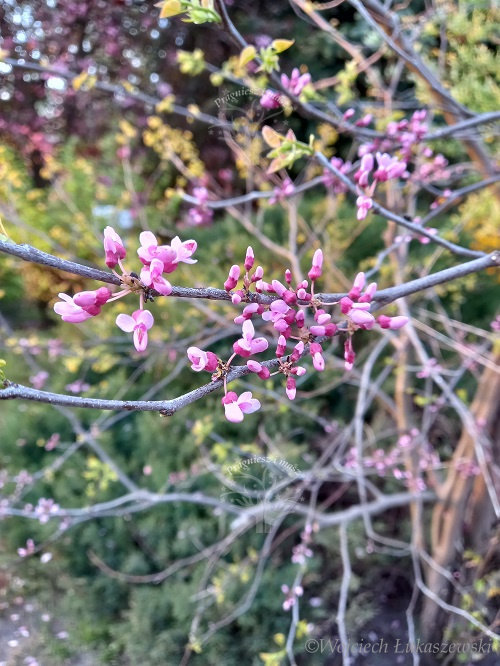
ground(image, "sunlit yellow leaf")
xmin=272 ymin=39 xmax=295 ymax=53
xmin=157 ymin=0 xmax=183 ymax=19
xmin=239 ymin=45 xmax=256 ymax=67
xmin=262 ymin=125 xmax=282 ymax=148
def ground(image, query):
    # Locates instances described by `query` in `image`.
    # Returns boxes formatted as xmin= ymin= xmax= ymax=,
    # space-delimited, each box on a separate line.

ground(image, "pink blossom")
xmin=18 ymin=539 xmax=36 ymax=558
xmin=140 ymin=258 xmax=172 ymax=295
xmin=308 ymin=249 xmax=323 ymax=281
xmin=244 ymin=246 xmax=255 ymax=271
xmin=34 ymin=498 xmax=59 ymax=524
xmin=247 ymin=359 xmax=271 ymax=380
xmin=377 ymin=315 xmax=409 ymax=330
xmin=224 ymin=264 xmax=240 ymax=291
xmin=137 ymin=231 xmax=177 ymax=268
xmin=281 ymin=68 xmax=311 ymax=96
xmin=344 ymin=338 xmax=355 ymax=371
xmin=222 ymin=391 xmax=261 ymax=423
xmin=355 ymin=113 xmax=373 ymax=127
xmin=65 ymin=379 xmax=90 ymax=393
xmin=188 ymin=206 xmax=213 ymax=226
xmin=354 ymin=153 xmax=374 ymax=187
xmin=103 ymin=226 xmax=126 ymax=268
xmin=233 ymin=320 xmax=269 ymax=357
xmin=348 ymin=272 xmax=366 ymax=300
xmin=286 ymin=376 xmax=296 ymax=400
xmin=270 ymin=178 xmax=295 ymax=204
xmin=322 ymin=157 xmax=352 ymax=193
xmin=187 ymin=347 xmax=218 ymax=372
xmin=30 ymin=371 xmax=49 ymax=390
xmin=276 ymin=335 xmax=287 ymax=357
xmin=310 ymin=342 xmax=325 ymax=371
xmin=373 ymin=152 xmax=407 ymax=181
xmin=171 ymin=235 xmax=198 ymax=265
xmin=348 ymin=307 xmax=375 ymax=329
xmin=356 ymin=194 xmax=373 ymax=220
xmin=54 ymin=288 xmax=111 ymax=323
xmin=116 ymin=309 xmax=154 ymax=352
xmin=260 ymin=89 xmax=282 ymax=109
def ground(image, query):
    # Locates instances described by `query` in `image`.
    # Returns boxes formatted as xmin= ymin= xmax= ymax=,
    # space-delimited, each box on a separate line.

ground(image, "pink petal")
xmin=116 ymin=314 xmax=135 ymax=332
xmin=224 ymin=402 xmax=244 ymax=423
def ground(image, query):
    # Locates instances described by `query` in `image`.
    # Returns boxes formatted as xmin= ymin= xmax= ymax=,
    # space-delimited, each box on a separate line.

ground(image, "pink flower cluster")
xmin=187 ymin=246 xmax=408 ymax=423
xmin=187 ymin=186 xmax=214 ymax=226
xmin=344 ymin=429 xmax=439 ymax=493
xmin=353 ymin=151 xmax=407 ymax=220
xmin=260 ymin=67 xmax=311 ymax=109
xmin=54 ymin=226 xmax=196 ymax=352
xmin=281 ymin=583 xmax=303 ymax=611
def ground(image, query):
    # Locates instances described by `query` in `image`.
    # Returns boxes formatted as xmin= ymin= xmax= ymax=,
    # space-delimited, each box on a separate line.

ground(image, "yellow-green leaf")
xmin=157 ymin=0 xmax=183 ymax=19
xmin=272 ymin=39 xmax=295 ymax=53
xmin=239 ymin=45 xmax=257 ymax=67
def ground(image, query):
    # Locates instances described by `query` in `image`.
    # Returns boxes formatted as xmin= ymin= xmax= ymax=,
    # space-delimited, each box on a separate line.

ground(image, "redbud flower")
xmin=355 ymin=113 xmax=373 ymax=127
xmin=377 ymin=315 xmax=409 ymax=330
xmin=140 ymin=258 xmax=172 ymax=295
xmin=270 ymin=178 xmax=295 ymax=204
xmin=224 ymin=265 xmax=240 ymax=291
xmin=103 ymin=226 xmax=126 ymax=268
xmin=260 ymin=89 xmax=281 ymax=109
xmin=30 ymin=371 xmax=49 ymax=390
xmin=55 ymin=296 xmax=90 ymax=324
xmin=18 ymin=539 xmax=36 ymax=558
xmin=344 ymin=338 xmax=355 ymax=371
xmin=234 ymin=303 xmax=262 ymax=325
xmin=171 ymin=236 xmax=197 ymax=266
xmin=374 ymin=152 xmax=407 ymax=181
xmin=233 ymin=320 xmax=269 ymax=357
xmin=244 ymin=246 xmax=255 ymax=271
xmin=54 ymin=288 xmax=111 ymax=323
xmin=286 ymin=376 xmax=297 ymax=400
xmin=251 ymin=266 xmax=264 ymax=282
xmin=356 ymin=195 xmax=373 ymax=220
xmin=290 ymin=340 xmax=304 ymax=362
xmin=348 ymin=308 xmax=375 ymax=329
xmin=276 ymin=335 xmax=287 ymax=357
xmin=116 ymin=309 xmax=154 ymax=352
xmin=308 ymin=249 xmax=323 ymax=281
xmin=281 ymin=68 xmax=311 ymax=96
xmin=137 ymin=231 xmax=177 ymax=268
xmin=310 ymin=342 xmax=325 ymax=371
xmin=358 ymin=282 xmax=377 ymax=303
xmin=222 ymin=391 xmax=261 ymax=423
xmin=348 ymin=272 xmax=366 ymax=300
xmin=187 ymin=347 xmax=218 ymax=372
xmin=354 ymin=153 xmax=374 ymax=187
xmin=247 ymin=360 xmax=271 ymax=380
xmin=322 ymin=157 xmax=351 ymax=193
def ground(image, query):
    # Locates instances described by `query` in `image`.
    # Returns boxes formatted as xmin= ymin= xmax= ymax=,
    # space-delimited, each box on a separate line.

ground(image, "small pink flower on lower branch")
xmin=187 ymin=347 xmax=218 ymax=372
xmin=222 ymin=391 xmax=261 ymax=423
xmin=233 ymin=320 xmax=269 ymax=357
xmin=116 ymin=309 xmax=154 ymax=352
